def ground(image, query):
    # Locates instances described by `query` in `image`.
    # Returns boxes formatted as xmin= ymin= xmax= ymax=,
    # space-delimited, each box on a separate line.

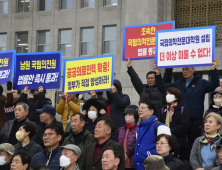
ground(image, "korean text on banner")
xmin=13 ymin=51 xmax=62 ymax=90
xmin=63 ymin=55 xmax=114 ymax=94
xmin=155 ymin=26 xmax=215 ymax=68
xmin=0 ymin=50 xmax=15 ymax=84
xmin=123 ymin=21 xmax=175 ymax=61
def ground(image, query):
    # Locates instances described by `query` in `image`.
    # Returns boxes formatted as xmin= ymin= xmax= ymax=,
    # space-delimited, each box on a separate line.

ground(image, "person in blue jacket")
xmin=134 ymin=100 xmax=171 ymax=170
xmin=31 ymin=124 xmax=64 ymax=170
xmin=153 ymin=59 xmax=219 ymax=159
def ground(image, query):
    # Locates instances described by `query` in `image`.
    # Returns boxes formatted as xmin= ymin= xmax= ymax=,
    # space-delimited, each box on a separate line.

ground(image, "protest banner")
xmin=13 ymin=51 xmax=62 ymax=90
xmin=155 ymin=26 xmax=215 ymax=68
xmin=123 ymin=21 xmax=175 ymax=61
xmin=0 ymin=50 xmax=15 ymax=84
xmin=63 ymin=55 xmax=114 ymax=94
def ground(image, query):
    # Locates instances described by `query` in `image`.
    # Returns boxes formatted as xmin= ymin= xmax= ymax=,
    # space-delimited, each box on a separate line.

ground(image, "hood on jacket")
xmin=210 ymin=86 xmax=222 ymax=101
xmin=113 ymin=79 xmax=122 ymax=93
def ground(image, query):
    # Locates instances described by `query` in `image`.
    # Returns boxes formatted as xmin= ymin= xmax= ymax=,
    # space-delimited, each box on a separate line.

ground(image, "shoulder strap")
xmin=181 ymin=106 xmax=184 ymax=115
xmin=161 ymin=108 xmax=164 ymax=115
xmin=155 ymin=121 xmax=161 ymax=137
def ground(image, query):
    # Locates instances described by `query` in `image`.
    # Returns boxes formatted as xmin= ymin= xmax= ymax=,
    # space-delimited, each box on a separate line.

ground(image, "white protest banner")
xmin=155 ymin=26 xmax=215 ymax=68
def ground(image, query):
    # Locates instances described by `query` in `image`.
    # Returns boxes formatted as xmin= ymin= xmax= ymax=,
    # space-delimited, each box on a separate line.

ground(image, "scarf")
xmin=199 ymin=133 xmax=221 ymax=150
xmin=126 ymin=123 xmax=135 ymax=129
xmin=165 ymin=102 xmax=178 ymax=127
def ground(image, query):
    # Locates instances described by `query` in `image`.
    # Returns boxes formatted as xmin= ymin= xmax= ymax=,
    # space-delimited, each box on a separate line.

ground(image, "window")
xmin=103 ymin=26 xmax=116 ymax=54
xmin=82 ymin=0 xmax=95 ymax=8
xmin=16 ymin=32 xmax=28 ymax=53
xmin=59 ymin=29 xmax=72 ymax=56
xmin=0 ymin=0 xmax=8 ymax=14
xmin=60 ymin=0 xmax=72 ymax=10
xmin=17 ymin=0 xmax=29 ymax=13
xmin=37 ymin=31 xmax=50 ymax=52
xmin=81 ymin=28 xmax=94 ymax=56
xmin=38 ymin=0 xmax=51 ymax=11
xmin=104 ymin=0 xmax=117 ymax=6
xmin=0 ymin=34 xmax=7 ymax=51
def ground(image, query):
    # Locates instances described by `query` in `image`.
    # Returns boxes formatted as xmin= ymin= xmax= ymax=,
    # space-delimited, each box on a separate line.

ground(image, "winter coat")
xmin=0 ymin=162 xmax=10 ymax=170
xmin=212 ymin=166 xmax=222 ymax=170
xmin=2 ymin=118 xmax=36 ymax=139
xmin=106 ymin=79 xmax=130 ymax=139
xmin=134 ymin=115 xmax=171 ymax=170
xmin=19 ymin=92 xmax=52 ymax=125
xmin=190 ymin=136 xmax=221 ymax=170
xmin=164 ymin=153 xmax=181 ymax=169
xmin=127 ymin=66 xmax=172 ymax=117
xmin=0 ymin=95 xmax=6 ymax=130
xmin=56 ymin=99 xmax=84 ymax=131
xmin=63 ymin=129 xmax=95 ymax=169
xmin=14 ymin=140 xmax=43 ymax=158
xmin=117 ymin=123 xmax=139 ymax=168
xmin=32 ymin=118 xmax=63 ymax=148
xmin=0 ymin=131 xmax=7 ymax=144
xmin=158 ymin=104 xmax=190 ymax=148
xmin=82 ymin=138 xmax=125 ymax=170
xmin=31 ymin=145 xmax=61 ymax=170
xmin=155 ymin=69 xmax=219 ymax=120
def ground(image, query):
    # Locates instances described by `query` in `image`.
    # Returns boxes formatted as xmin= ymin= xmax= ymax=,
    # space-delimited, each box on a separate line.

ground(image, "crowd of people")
xmin=0 ymin=58 xmax=221 ymax=170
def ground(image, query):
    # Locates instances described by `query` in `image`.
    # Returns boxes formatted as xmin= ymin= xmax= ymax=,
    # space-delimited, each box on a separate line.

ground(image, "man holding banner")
xmin=154 ymin=59 xmax=219 ymax=159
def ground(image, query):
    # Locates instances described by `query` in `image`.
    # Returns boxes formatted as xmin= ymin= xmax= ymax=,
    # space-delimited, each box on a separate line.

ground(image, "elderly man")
xmin=82 ymin=117 xmax=124 ymax=170
xmin=60 ymin=144 xmax=81 ymax=170
xmin=154 ymin=59 xmax=219 ymax=157
xmin=32 ymin=105 xmax=63 ymax=148
xmin=0 ymin=143 xmax=15 ymax=170
xmin=2 ymin=102 xmax=36 ymax=145
xmin=31 ymin=124 xmax=64 ymax=170
xmin=63 ymin=113 xmax=95 ymax=169
xmin=102 ymin=146 xmax=121 ymax=170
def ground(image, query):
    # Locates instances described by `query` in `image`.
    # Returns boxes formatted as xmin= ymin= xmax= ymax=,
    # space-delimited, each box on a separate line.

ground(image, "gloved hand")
xmin=67 ymin=96 xmax=71 ymax=102
xmin=6 ymin=81 xmax=12 ymax=91
xmin=61 ymin=93 xmax=66 ymax=100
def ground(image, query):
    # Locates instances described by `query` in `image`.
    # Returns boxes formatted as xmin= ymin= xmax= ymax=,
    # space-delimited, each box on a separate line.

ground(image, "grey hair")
xmin=205 ymin=112 xmax=222 ymax=135
xmin=16 ymin=102 xmax=29 ymax=111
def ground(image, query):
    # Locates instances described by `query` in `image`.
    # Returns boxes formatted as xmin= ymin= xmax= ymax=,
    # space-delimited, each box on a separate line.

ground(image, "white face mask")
xmin=0 ymin=156 xmax=7 ymax=165
xmin=88 ymin=111 xmax=97 ymax=121
xmin=214 ymin=98 xmax=222 ymax=106
xmin=60 ymin=155 xmax=71 ymax=168
xmin=166 ymin=94 xmax=177 ymax=103
xmin=78 ymin=94 xmax=83 ymax=100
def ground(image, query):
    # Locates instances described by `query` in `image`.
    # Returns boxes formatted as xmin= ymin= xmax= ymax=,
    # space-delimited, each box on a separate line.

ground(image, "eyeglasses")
xmin=156 ymin=142 xmax=168 ymax=146
xmin=136 ymin=106 xmax=148 ymax=111
xmin=43 ymin=133 xmax=56 ymax=138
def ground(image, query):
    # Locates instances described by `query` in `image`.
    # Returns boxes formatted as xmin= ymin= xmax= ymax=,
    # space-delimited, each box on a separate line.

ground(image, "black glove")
xmin=6 ymin=81 xmax=12 ymax=91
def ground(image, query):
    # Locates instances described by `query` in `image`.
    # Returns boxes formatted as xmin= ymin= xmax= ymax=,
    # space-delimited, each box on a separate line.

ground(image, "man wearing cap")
xmin=60 ymin=144 xmax=81 ymax=170
xmin=134 ymin=100 xmax=171 ymax=170
xmin=32 ymin=105 xmax=64 ymax=148
xmin=0 ymin=143 xmax=15 ymax=170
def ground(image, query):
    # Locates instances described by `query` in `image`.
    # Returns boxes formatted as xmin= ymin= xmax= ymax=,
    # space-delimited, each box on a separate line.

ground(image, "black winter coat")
xmin=158 ymin=104 xmax=190 ymax=148
xmin=164 ymin=153 xmax=181 ymax=169
xmin=106 ymin=80 xmax=130 ymax=140
xmin=19 ymin=92 xmax=52 ymax=125
xmin=0 ymin=131 xmax=7 ymax=144
xmin=127 ymin=66 xmax=172 ymax=116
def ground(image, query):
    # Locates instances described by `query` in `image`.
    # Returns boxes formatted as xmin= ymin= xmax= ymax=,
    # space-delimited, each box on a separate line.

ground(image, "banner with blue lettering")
xmin=13 ymin=51 xmax=62 ymax=90
xmin=0 ymin=50 xmax=15 ymax=84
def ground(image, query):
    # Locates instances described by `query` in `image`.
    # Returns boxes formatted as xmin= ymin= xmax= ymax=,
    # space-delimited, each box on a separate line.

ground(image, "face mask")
xmin=0 ymin=156 xmax=7 ymax=165
xmin=88 ymin=111 xmax=97 ymax=121
xmin=166 ymin=94 xmax=176 ymax=103
xmin=60 ymin=155 xmax=71 ymax=168
xmin=78 ymin=94 xmax=83 ymax=100
xmin=16 ymin=131 xmax=25 ymax=141
xmin=125 ymin=115 xmax=135 ymax=124
xmin=214 ymin=98 xmax=222 ymax=106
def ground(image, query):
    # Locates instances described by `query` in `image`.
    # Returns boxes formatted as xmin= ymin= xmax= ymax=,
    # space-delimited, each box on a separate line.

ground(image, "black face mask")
xmin=33 ymin=94 xmax=38 ymax=101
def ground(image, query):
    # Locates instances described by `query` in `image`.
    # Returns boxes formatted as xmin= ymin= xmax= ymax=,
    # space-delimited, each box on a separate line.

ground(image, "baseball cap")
xmin=36 ymin=105 xmax=56 ymax=116
xmin=0 ymin=143 xmax=15 ymax=155
xmin=60 ymin=144 xmax=81 ymax=158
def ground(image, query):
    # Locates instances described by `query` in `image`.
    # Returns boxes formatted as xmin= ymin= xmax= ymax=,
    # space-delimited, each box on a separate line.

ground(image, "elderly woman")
xmin=82 ymin=98 xmax=110 ymax=134
xmin=190 ymin=112 xmax=222 ymax=170
xmin=158 ymin=87 xmax=190 ymax=160
xmin=155 ymin=134 xmax=181 ymax=169
xmin=11 ymin=152 xmax=31 ymax=170
xmin=14 ymin=122 xmax=42 ymax=157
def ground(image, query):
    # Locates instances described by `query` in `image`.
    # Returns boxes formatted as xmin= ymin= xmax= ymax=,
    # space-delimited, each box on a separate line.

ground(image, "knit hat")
xmin=123 ymin=105 xmax=138 ymax=115
xmin=82 ymin=98 xmax=107 ymax=112
xmin=0 ymin=143 xmax=15 ymax=155
xmin=144 ymin=155 xmax=170 ymax=170
xmin=210 ymin=86 xmax=222 ymax=100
